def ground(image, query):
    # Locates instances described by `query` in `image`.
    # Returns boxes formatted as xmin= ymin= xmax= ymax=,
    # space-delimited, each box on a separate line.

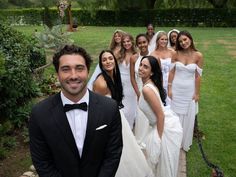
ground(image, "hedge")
xmin=0 ymin=8 xmax=235 ymax=27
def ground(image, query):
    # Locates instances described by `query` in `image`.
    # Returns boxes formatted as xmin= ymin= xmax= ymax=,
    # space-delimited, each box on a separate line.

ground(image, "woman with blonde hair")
xmin=151 ymin=31 xmax=176 ymax=105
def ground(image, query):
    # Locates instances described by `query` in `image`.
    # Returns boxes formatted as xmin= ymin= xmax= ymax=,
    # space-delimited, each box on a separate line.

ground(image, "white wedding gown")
xmin=116 ymin=109 xmax=154 ymax=177
xmin=133 ymin=54 xmax=150 ymax=147
xmin=170 ymin=61 xmax=203 ymax=151
xmin=103 ymin=96 xmax=153 ymax=177
xmin=139 ymin=83 xmax=183 ymax=177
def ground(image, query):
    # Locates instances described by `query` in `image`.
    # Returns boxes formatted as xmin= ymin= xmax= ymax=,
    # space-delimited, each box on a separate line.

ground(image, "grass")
xmin=14 ymin=25 xmax=236 ymax=177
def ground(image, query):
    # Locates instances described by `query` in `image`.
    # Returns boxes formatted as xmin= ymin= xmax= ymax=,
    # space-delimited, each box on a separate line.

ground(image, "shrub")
xmin=0 ymin=23 xmax=45 ymax=127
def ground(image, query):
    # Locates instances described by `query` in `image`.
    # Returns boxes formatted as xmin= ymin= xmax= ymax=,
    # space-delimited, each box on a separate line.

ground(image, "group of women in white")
xmin=87 ymin=23 xmax=204 ymax=177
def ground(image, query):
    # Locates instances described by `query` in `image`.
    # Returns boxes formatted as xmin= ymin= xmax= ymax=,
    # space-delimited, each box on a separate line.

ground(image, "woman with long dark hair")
xmin=93 ymin=50 xmax=154 ymax=177
xmin=138 ymin=55 xmax=183 ymax=177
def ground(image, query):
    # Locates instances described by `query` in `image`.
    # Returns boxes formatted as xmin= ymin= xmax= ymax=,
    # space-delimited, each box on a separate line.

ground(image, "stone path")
xmin=177 ymin=149 xmax=187 ymax=177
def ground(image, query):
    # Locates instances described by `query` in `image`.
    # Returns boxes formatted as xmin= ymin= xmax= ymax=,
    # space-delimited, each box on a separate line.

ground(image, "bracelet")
xmin=168 ymin=83 xmax=172 ymax=86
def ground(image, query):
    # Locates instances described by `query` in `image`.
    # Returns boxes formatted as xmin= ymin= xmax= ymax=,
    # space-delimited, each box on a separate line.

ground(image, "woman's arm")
xmin=143 ymin=86 xmax=164 ymax=138
xmin=93 ymin=75 xmax=110 ymax=96
xmin=130 ymin=54 xmax=140 ymax=98
xmin=167 ymin=53 xmax=177 ymax=99
xmin=193 ymin=52 xmax=204 ymax=102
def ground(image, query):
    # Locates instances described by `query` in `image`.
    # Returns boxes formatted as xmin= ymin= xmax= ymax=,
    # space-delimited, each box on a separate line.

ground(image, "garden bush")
xmin=0 ymin=8 xmax=236 ymax=27
xmin=0 ymin=23 xmax=45 ymax=127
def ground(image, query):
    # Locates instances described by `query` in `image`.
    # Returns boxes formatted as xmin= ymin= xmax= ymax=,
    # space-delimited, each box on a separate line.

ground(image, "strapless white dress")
xmin=170 ymin=61 xmax=203 ymax=151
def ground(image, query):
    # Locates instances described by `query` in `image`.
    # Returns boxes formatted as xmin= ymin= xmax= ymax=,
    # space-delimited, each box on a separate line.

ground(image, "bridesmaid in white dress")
xmin=168 ymin=31 xmax=203 ymax=152
xmin=138 ymin=56 xmax=183 ymax=177
xmin=87 ymin=29 xmax=126 ymax=90
xmin=130 ymin=33 xmax=151 ymax=98
xmin=118 ymin=33 xmax=137 ymax=129
xmin=130 ymin=34 xmax=150 ymax=145
xmin=93 ymin=50 xmax=153 ymax=177
xmin=151 ymin=31 xmax=176 ymax=106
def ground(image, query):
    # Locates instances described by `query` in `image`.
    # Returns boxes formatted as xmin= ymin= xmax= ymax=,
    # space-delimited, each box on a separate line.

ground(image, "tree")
xmin=207 ymin=0 xmax=228 ymax=8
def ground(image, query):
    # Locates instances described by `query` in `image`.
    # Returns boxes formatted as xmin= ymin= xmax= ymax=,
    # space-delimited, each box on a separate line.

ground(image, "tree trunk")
xmin=146 ymin=0 xmax=156 ymax=9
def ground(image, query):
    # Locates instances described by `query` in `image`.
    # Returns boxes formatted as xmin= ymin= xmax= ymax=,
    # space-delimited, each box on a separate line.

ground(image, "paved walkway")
xmin=177 ymin=149 xmax=187 ymax=177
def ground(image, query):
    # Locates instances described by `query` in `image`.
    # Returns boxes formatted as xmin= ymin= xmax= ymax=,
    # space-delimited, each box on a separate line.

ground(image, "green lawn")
xmin=15 ymin=25 xmax=236 ymax=177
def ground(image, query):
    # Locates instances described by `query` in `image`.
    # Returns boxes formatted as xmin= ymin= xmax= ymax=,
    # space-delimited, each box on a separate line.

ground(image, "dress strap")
xmin=170 ymin=62 xmax=176 ymax=70
xmin=144 ymin=83 xmax=164 ymax=109
xmin=196 ymin=65 xmax=203 ymax=76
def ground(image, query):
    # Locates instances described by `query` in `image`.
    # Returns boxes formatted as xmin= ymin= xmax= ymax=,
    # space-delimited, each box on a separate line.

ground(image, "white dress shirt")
xmin=61 ymin=90 xmax=89 ymax=157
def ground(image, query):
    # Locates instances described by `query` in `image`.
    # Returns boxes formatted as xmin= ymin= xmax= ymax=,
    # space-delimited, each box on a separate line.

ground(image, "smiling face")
xmin=122 ymin=36 xmax=133 ymax=50
xmin=139 ymin=57 xmax=152 ymax=83
xmin=57 ymin=54 xmax=88 ymax=102
xmin=114 ymin=32 xmax=122 ymax=44
xmin=178 ymin=34 xmax=192 ymax=49
xmin=157 ymin=34 xmax=168 ymax=48
xmin=101 ymin=52 xmax=115 ymax=74
xmin=137 ymin=36 xmax=149 ymax=54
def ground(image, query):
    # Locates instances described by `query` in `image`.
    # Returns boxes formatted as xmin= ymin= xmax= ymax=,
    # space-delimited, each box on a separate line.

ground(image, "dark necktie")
xmin=64 ymin=102 xmax=88 ymax=112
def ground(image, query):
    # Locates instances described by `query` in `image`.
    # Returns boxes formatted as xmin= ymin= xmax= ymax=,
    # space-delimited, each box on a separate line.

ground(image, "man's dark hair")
xmin=53 ymin=44 xmax=93 ymax=72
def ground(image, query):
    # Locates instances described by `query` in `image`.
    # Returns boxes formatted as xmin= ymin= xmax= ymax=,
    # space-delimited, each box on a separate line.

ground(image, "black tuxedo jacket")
xmin=29 ymin=90 xmax=122 ymax=177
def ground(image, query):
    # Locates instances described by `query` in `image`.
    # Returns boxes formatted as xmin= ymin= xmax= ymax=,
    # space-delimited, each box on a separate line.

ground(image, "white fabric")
xmin=170 ymin=61 xmax=203 ymax=151
xmin=87 ymin=64 xmax=101 ymax=90
xmin=139 ymin=83 xmax=183 ymax=177
xmin=115 ymin=109 xmax=154 ymax=177
xmin=134 ymin=52 xmax=153 ymax=146
xmin=176 ymin=101 xmax=197 ymax=152
xmin=103 ymin=95 xmax=153 ymax=177
xmin=119 ymin=60 xmax=137 ymax=129
xmin=60 ymin=90 xmax=89 ymax=157
xmin=134 ymin=54 xmax=144 ymax=92
xmin=160 ymin=58 xmax=172 ymax=106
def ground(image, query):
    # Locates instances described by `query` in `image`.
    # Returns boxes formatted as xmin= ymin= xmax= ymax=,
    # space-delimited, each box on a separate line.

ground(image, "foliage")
xmin=28 ymin=38 xmax=47 ymax=70
xmin=34 ymin=25 xmax=74 ymax=51
xmin=1 ymin=8 xmax=236 ymax=27
xmin=0 ymin=23 xmax=45 ymax=127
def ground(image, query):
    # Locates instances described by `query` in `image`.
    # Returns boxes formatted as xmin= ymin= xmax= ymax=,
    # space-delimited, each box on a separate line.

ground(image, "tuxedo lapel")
xmin=51 ymin=93 xmax=80 ymax=159
xmin=82 ymin=91 xmax=101 ymax=159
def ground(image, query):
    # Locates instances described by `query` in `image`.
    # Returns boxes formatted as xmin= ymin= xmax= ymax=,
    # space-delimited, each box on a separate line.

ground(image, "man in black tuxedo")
xmin=29 ymin=45 xmax=123 ymax=177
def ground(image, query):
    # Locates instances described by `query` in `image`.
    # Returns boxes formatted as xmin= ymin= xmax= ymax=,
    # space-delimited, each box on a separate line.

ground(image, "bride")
xmin=92 ymin=50 xmax=153 ymax=177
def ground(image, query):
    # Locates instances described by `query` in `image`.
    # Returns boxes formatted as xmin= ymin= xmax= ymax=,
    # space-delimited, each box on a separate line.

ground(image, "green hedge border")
xmin=0 ymin=8 xmax=236 ymax=27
